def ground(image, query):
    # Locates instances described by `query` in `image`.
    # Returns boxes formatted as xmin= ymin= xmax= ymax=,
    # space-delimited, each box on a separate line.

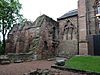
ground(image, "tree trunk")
xmin=2 ymin=35 xmax=6 ymax=54
xmin=2 ymin=19 xmax=6 ymax=54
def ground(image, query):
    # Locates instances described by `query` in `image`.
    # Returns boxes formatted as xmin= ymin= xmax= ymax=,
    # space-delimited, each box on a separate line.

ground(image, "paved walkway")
xmin=0 ymin=60 xmax=86 ymax=75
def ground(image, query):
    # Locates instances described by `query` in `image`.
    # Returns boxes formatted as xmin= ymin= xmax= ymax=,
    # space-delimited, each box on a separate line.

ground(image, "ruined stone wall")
xmin=6 ymin=21 xmax=35 ymax=53
xmin=58 ymin=16 xmax=78 ymax=56
xmin=37 ymin=16 xmax=59 ymax=59
xmin=57 ymin=40 xmax=77 ymax=57
xmin=6 ymin=15 xmax=59 ymax=59
xmin=58 ymin=16 xmax=78 ymax=41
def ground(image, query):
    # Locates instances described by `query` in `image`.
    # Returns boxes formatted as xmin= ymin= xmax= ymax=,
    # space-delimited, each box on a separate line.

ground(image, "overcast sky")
xmin=0 ymin=0 xmax=78 ymax=40
xmin=19 ymin=0 xmax=78 ymax=21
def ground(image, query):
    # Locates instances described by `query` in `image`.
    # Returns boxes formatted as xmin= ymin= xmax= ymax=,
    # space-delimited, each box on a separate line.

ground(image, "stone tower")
xmin=78 ymin=0 xmax=99 ymax=55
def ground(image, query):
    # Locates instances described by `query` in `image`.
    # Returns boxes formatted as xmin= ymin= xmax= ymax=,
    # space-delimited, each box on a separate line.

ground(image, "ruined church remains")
xmin=6 ymin=0 xmax=100 ymax=59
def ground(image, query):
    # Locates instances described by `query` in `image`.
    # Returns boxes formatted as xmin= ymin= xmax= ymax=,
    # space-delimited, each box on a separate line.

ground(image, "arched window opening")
xmin=44 ymin=41 xmax=48 ymax=50
xmin=63 ymin=20 xmax=75 ymax=40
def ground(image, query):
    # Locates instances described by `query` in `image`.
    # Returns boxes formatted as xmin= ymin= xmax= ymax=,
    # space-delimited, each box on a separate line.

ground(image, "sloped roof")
xmin=33 ymin=14 xmax=58 ymax=27
xmin=57 ymin=9 xmax=78 ymax=20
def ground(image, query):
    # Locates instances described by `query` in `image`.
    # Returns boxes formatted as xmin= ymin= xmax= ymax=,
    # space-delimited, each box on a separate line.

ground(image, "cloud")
xmin=20 ymin=0 xmax=78 ymax=21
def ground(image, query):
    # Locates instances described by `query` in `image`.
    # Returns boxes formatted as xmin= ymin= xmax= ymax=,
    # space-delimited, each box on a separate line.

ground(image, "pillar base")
xmin=79 ymin=43 xmax=88 ymax=55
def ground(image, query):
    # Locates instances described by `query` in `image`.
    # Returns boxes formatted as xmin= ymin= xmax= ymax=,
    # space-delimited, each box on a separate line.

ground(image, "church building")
xmin=6 ymin=0 xmax=100 ymax=59
xmin=58 ymin=0 xmax=100 ymax=56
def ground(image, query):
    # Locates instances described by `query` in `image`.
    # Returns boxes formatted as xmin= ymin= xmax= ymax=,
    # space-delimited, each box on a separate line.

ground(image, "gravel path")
xmin=0 ymin=60 xmax=85 ymax=75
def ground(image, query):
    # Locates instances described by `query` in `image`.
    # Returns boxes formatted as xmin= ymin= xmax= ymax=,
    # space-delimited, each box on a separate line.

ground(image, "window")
xmin=44 ymin=41 xmax=48 ymax=50
xmin=63 ymin=20 xmax=75 ymax=40
xmin=99 ymin=23 xmax=100 ymax=28
xmin=95 ymin=0 xmax=100 ymax=33
xmin=98 ymin=7 xmax=100 ymax=14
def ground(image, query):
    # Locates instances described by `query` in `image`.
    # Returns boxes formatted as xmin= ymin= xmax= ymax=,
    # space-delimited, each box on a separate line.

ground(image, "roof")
xmin=57 ymin=9 xmax=78 ymax=20
xmin=33 ymin=14 xmax=58 ymax=27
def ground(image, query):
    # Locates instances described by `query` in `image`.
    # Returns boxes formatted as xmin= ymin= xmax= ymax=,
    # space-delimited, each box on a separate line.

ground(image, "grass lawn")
xmin=65 ymin=56 xmax=100 ymax=72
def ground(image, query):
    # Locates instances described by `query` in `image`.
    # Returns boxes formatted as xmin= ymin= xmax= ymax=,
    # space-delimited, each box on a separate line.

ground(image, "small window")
xmin=95 ymin=0 xmax=100 ymax=33
xmin=99 ymin=23 xmax=100 ymax=28
xmin=44 ymin=41 xmax=48 ymax=50
xmin=98 ymin=7 xmax=100 ymax=14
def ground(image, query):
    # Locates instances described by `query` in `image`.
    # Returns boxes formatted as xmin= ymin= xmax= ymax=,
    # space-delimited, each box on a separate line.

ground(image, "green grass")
xmin=65 ymin=56 xmax=100 ymax=72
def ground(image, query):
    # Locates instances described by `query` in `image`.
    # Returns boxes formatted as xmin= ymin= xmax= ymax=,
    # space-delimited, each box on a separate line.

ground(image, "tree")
xmin=0 ymin=0 xmax=23 ymax=54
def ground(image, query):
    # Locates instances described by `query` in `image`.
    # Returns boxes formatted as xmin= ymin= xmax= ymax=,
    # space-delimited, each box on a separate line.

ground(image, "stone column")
xmin=78 ymin=0 xmax=88 ymax=55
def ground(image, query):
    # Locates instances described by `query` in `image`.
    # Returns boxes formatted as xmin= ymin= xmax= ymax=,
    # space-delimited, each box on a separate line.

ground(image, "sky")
xmin=0 ymin=0 xmax=78 ymax=40
xmin=19 ymin=0 xmax=78 ymax=21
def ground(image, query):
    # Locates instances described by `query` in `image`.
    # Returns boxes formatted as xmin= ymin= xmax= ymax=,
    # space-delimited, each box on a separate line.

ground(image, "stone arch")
xmin=44 ymin=41 xmax=48 ymax=50
xmin=63 ymin=20 xmax=76 ymax=40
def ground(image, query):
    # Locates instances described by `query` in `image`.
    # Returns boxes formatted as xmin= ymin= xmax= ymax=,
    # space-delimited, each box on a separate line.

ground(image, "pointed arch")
xmin=63 ymin=20 xmax=76 ymax=40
